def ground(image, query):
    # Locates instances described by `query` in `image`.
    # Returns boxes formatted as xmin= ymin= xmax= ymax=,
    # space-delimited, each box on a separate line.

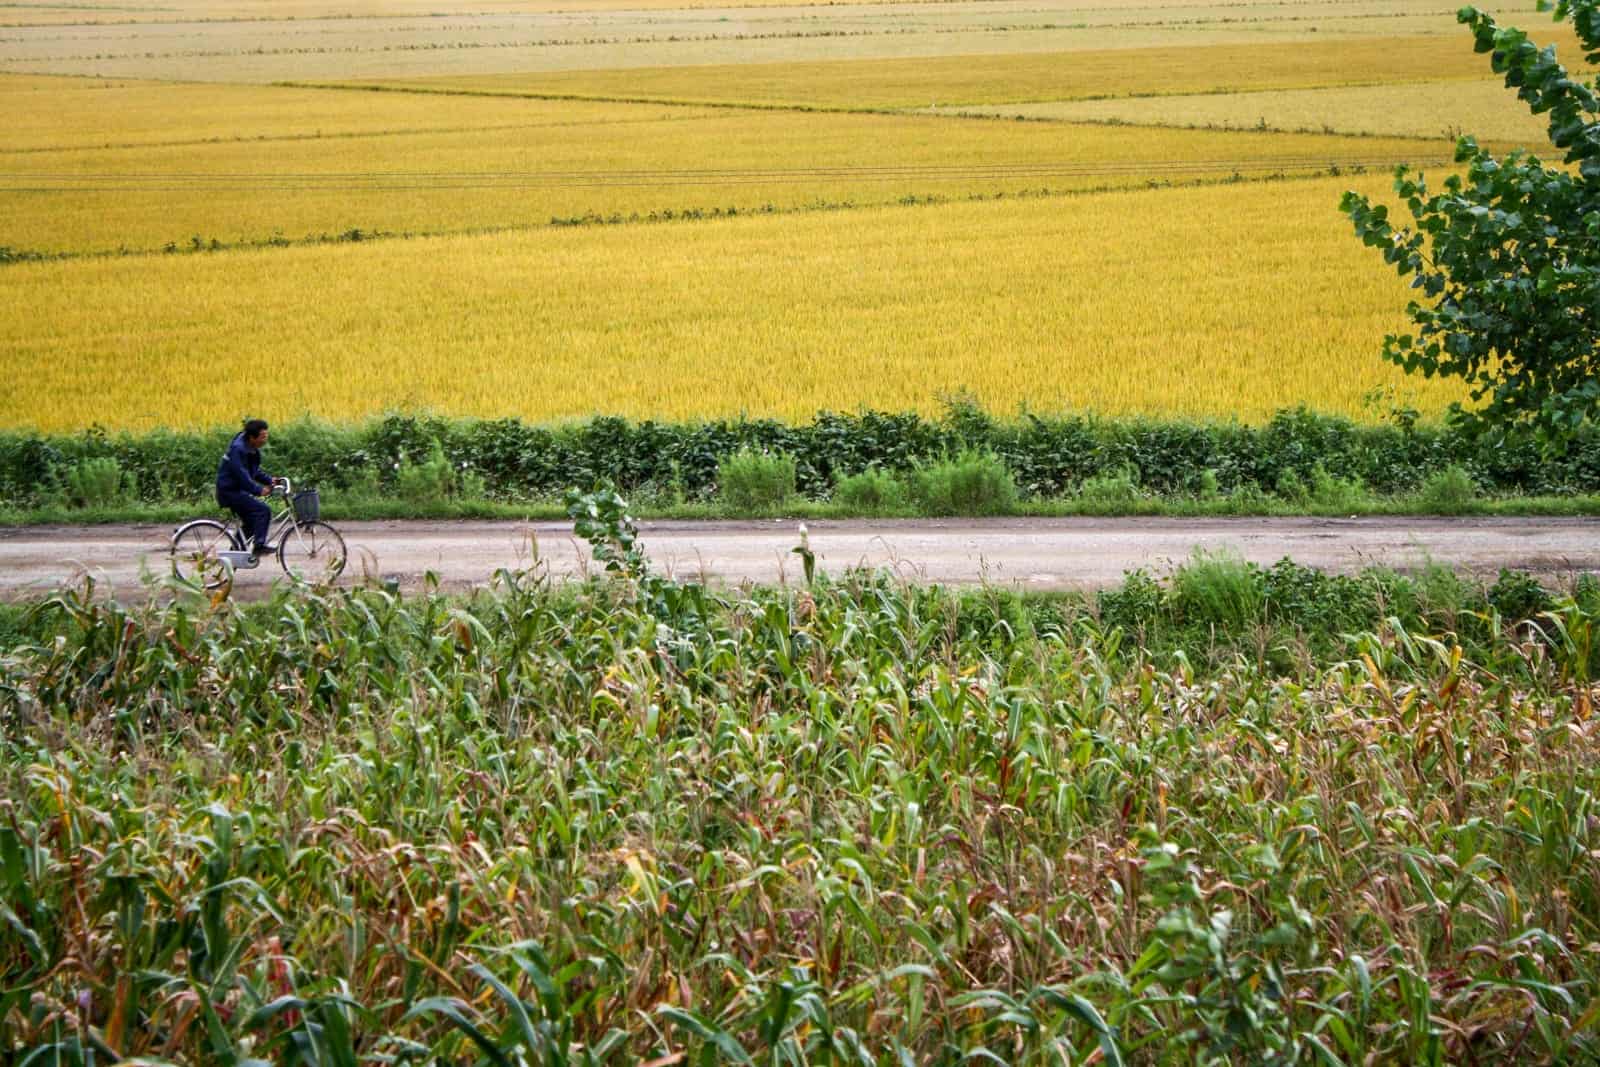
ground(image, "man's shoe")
xmin=252 ymin=542 xmax=277 ymax=556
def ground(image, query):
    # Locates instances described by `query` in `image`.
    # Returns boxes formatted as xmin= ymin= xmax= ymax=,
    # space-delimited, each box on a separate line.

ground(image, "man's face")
xmin=250 ymin=429 xmax=269 ymax=448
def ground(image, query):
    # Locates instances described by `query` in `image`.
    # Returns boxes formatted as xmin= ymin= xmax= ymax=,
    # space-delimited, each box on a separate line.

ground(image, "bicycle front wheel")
xmin=171 ymin=519 xmax=238 ymax=592
xmin=277 ymin=521 xmax=347 ymax=585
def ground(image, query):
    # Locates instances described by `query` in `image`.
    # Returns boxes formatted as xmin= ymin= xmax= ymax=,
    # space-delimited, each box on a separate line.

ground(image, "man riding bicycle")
xmin=216 ymin=418 xmax=281 ymax=557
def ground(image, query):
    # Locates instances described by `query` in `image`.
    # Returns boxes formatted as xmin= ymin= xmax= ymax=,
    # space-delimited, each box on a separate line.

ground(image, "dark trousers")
xmin=218 ymin=490 xmax=271 ymax=546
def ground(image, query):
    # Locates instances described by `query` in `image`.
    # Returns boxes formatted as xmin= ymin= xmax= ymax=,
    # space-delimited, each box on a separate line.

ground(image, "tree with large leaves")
xmin=1341 ymin=1 xmax=1600 ymax=449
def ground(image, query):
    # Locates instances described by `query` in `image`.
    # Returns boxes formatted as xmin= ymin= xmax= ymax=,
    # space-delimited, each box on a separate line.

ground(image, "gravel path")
xmin=2 ymin=516 xmax=1596 ymax=599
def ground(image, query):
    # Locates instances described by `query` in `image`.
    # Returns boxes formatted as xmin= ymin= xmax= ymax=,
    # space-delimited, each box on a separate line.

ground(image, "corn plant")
xmin=3 ymin=557 xmax=1599 ymax=1063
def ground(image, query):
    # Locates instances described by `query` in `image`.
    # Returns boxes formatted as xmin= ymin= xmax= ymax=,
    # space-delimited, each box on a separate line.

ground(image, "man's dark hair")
xmin=243 ymin=418 xmax=269 ymax=440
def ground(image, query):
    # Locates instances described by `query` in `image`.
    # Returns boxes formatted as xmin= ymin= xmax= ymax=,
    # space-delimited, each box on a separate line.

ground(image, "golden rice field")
xmin=0 ymin=175 xmax=1464 ymax=433
xmin=941 ymin=79 xmax=1556 ymax=145
xmin=0 ymin=0 xmax=1566 ymax=430
xmin=1 ymin=74 xmax=1448 ymax=253
xmin=0 ymin=75 xmax=708 ymax=152
xmin=0 ymin=27 xmax=1472 ymax=85
xmin=0 ymin=0 xmax=1475 ymax=24
xmin=0 ymin=0 xmax=1514 ymax=83
xmin=354 ymin=35 xmax=1505 ymax=110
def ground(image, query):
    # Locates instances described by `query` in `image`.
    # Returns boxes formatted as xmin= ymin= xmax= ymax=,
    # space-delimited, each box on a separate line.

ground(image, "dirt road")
xmin=1 ymin=516 xmax=1596 ymax=599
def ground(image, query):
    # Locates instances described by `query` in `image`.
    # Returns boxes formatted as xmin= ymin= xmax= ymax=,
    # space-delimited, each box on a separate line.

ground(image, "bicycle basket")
xmin=293 ymin=488 xmax=320 ymax=523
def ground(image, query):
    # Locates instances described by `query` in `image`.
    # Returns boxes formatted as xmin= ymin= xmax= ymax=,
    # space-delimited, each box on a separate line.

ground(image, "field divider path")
xmin=2 ymin=516 xmax=1596 ymax=599
xmin=0 ymin=155 xmax=1451 ymax=192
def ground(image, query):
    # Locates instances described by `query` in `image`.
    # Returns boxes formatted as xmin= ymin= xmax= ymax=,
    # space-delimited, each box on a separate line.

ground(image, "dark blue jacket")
xmin=216 ymin=433 xmax=272 ymax=497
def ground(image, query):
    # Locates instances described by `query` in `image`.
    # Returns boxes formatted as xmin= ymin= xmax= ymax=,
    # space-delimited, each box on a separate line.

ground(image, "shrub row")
xmin=4 ymin=402 xmax=1600 ymax=507
xmin=1100 ymin=551 xmax=1596 ymax=664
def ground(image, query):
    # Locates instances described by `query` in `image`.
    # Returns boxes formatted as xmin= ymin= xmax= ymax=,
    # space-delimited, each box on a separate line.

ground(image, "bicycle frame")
xmin=217 ymin=478 xmax=313 ymax=565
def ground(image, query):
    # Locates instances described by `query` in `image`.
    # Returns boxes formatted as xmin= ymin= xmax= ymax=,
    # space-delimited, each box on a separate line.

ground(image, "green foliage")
xmin=564 ymin=486 xmax=648 ymax=579
xmin=1341 ymin=0 xmax=1600 ymax=447
xmin=910 ymin=450 xmax=1018 ymax=515
xmin=1487 ymin=566 xmax=1554 ymax=622
xmin=1076 ymin=466 xmax=1143 ymax=511
xmin=832 ymin=466 xmax=908 ymax=512
xmin=1416 ymin=559 xmax=1473 ymax=618
xmin=1098 ymin=568 xmax=1165 ymax=632
xmin=1170 ymin=549 xmax=1264 ymax=629
xmin=64 ymin=456 xmax=125 ymax=508
xmin=717 ymin=448 xmax=798 ymax=511
xmin=1309 ymin=462 xmax=1371 ymax=510
xmin=1261 ymin=556 xmax=1383 ymax=634
xmin=5 ymin=406 xmax=1600 ymax=511
xmin=9 ymin=404 xmax=1600 ymax=511
xmin=1135 ymin=840 xmax=1317 ymax=1063
xmin=395 ymin=439 xmax=458 ymax=503
xmin=1417 ymin=464 xmax=1479 ymax=512
xmin=1274 ymin=467 xmax=1309 ymax=504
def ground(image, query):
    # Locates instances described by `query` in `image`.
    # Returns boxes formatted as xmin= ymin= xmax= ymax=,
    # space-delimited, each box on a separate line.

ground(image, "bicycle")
xmin=170 ymin=478 xmax=348 ymax=593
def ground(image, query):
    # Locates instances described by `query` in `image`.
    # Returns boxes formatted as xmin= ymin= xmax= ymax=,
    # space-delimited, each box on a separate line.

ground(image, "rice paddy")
xmin=0 ymin=0 xmax=1543 ymax=83
xmin=350 ymin=36 xmax=1506 ymax=110
xmin=0 ymin=0 xmax=1575 ymax=431
xmin=0 ymin=74 xmax=1448 ymax=254
xmin=939 ymin=79 xmax=1556 ymax=146
xmin=0 ymin=175 xmax=1466 ymax=432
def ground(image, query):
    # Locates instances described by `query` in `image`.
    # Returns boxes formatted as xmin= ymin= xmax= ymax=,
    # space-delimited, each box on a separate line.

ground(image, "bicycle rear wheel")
xmin=171 ymin=519 xmax=238 ymax=591
xmin=277 ymin=520 xmax=347 ymax=584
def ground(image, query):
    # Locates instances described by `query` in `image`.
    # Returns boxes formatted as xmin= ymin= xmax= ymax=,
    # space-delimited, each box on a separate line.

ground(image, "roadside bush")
xmin=1076 ymin=466 xmax=1142 ymax=511
xmin=3 ymin=406 xmax=1599 ymax=510
xmin=1309 ymin=463 xmax=1371 ymax=510
xmin=1171 ymin=549 xmax=1264 ymax=629
xmin=1274 ymin=468 xmax=1310 ymax=504
xmin=1577 ymin=572 xmax=1600 ymax=615
xmin=1225 ymin=483 xmax=1274 ymax=513
xmin=911 ymin=450 xmax=1017 ymax=515
xmin=1417 ymin=465 xmax=1478 ymax=513
xmin=1261 ymin=558 xmax=1383 ymax=634
xmin=1415 ymin=561 xmax=1473 ymax=620
xmin=396 ymin=441 xmax=457 ymax=504
xmin=1098 ymin=568 xmax=1166 ymax=631
xmin=718 ymin=449 xmax=797 ymax=510
xmin=65 ymin=456 xmax=125 ymax=507
xmin=1487 ymin=568 xmax=1553 ymax=623
xmin=833 ymin=467 xmax=907 ymax=513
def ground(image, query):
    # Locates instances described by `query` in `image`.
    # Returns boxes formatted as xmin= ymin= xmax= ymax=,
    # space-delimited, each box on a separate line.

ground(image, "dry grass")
xmin=0 ymin=175 xmax=1462 ymax=432
xmin=939 ymin=78 xmax=1560 ymax=146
